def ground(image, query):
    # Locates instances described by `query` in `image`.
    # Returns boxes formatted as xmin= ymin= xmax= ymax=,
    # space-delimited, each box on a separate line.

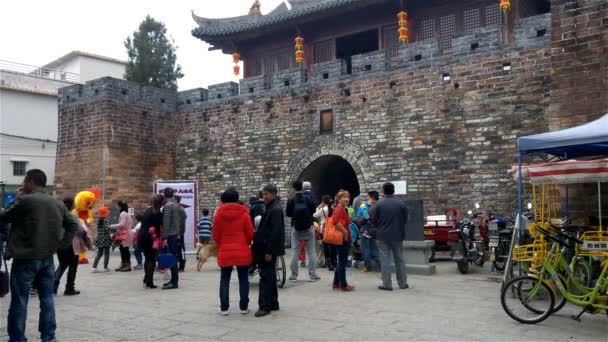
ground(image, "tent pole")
xmin=518 ymin=155 xmax=523 ymax=243
xmin=565 ymin=185 xmax=569 ymax=219
xmin=599 ymin=181 xmax=603 ymax=229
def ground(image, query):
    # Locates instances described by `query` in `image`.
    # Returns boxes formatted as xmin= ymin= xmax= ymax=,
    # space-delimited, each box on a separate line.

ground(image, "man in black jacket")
xmin=253 ymin=184 xmax=285 ymax=317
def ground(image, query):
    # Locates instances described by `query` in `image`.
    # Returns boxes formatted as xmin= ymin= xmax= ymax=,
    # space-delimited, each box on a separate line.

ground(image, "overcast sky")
xmin=0 ymin=0 xmax=285 ymax=90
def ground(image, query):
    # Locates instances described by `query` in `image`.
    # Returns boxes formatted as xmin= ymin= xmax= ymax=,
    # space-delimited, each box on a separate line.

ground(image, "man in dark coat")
xmin=372 ymin=182 xmax=409 ymax=291
xmin=1 ymin=169 xmax=79 ymax=342
xmin=252 ymin=184 xmax=285 ymax=317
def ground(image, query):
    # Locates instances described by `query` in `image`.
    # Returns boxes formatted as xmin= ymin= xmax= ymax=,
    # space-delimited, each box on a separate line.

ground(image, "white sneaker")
xmin=240 ymin=309 xmax=249 ymax=315
xmin=289 ymin=275 xmax=297 ymax=281
xmin=92 ymin=268 xmax=100 ymax=273
xmin=218 ymin=308 xmax=229 ymax=316
xmin=102 ymin=268 xmax=111 ymax=273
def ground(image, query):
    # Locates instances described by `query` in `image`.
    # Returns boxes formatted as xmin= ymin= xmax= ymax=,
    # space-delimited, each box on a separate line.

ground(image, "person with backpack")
xmin=286 ymin=180 xmax=320 ymax=282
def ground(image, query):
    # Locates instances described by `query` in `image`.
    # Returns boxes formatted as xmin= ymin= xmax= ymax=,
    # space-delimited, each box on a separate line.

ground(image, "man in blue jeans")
xmin=162 ymin=187 xmax=181 ymax=290
xmin=1 ymin=169 xmax=79 ymax=342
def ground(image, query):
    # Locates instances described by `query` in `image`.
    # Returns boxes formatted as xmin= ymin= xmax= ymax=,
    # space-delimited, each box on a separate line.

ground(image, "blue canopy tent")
xmin=516 ymin=113 xmax=608 ymax=240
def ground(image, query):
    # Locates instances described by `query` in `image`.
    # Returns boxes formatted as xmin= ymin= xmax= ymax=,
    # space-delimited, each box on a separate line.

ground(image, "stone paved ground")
xmin=0 ymin=252 xmax=606 ymax=341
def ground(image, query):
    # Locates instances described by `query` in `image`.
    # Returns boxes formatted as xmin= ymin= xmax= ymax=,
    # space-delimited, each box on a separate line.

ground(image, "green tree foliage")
xmin=124 ymin=16 xmax=184 ymax=90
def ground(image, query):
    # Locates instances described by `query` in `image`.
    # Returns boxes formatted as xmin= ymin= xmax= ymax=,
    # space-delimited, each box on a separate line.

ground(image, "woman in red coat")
xmin=213 ymin=187 xmax=254 ymax=315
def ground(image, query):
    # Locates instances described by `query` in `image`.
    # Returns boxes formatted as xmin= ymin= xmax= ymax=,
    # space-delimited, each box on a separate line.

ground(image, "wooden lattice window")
xmin=314 ymin=39 xmax=333 ymax=64
xmin=276 ymin=50 xmax=293 ymax=71
xmin=263 ymin=55 xmax=275 ymax=75
xmin=485 ymin=3 xmax=502 ymax=26
xmin=439 ymin=14 xmax=456 ymax=50
xmin=247 ymin=58 xmax=262 ymax=77
xmin=382 ymin=24 xmax=400 ymax=57
xmin=464 ymin=7 xmax=481 ymax=32
xmin=417 ymin=18 xmax=436 ymax=41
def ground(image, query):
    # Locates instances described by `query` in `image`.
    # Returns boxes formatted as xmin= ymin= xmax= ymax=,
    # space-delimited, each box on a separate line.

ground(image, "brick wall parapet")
xmin=58 ymin=77 xmax=177 ymax=112
xmin=351 ymin=49 xmax=388 ymax=78
xmin=208 ymin=81 xmax=239 ymax=102
xmin=58 ymin=13 xmax=552 ymax=114
xmin=271 ymin=66 xmax=307 ymax=93
xmin=177 ymin=88 xmax=208 ymax=112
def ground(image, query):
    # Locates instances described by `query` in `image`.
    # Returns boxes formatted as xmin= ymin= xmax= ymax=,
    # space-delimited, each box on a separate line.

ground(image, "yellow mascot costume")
xmin=73 ymin=189 xmax=101 ymax=264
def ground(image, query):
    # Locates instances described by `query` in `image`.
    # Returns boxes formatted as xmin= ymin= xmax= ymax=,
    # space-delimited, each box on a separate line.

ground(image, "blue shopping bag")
xmin=157 ymin=252 xmax=176 ymax=269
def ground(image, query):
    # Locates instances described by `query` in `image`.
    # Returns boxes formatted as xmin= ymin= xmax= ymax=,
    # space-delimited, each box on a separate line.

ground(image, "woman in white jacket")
xmin=314 ymin=195 xmax=334 ymax=270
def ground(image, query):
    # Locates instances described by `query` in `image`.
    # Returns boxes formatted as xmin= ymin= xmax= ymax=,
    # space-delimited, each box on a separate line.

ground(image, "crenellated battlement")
xmin=59 ymin=77 xmax=177 ymax=111
xmin=58 ymin=13 xmax=550 ymax=113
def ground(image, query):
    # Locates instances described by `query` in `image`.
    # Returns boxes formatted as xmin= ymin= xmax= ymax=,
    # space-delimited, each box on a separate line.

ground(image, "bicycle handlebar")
xmin=546 ymin=224 xmax=584 ymax=245
xmin=535 ymin=226 xmax=574 ymax=249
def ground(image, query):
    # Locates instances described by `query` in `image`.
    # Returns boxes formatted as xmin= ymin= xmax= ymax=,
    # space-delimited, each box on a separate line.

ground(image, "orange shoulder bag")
xmin=322 ymin=217 xmax=344 ymax=246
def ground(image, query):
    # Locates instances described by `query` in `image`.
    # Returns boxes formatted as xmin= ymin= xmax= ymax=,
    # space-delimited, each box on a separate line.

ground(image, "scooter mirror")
xmin=475 ymin=203 xmax=480 ymax=209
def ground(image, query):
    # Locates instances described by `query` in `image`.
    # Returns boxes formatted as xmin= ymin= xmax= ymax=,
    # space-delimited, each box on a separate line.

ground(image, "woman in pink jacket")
xmin=111 ymin=200 xmax=133 ymax=272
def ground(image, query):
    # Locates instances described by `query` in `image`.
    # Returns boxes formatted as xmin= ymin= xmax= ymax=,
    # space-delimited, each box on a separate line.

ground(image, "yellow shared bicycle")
xmin=501 ymin=225 xmax=608 ymax=324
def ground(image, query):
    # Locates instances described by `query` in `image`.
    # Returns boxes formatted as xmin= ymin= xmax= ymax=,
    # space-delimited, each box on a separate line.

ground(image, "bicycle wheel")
xmin=276 ymin=255 xmax=286 ymax=288
xmin=492 ymin=244 xmax=507 ymax=272
xmin=501 ymin=276 xmax=554 ymax=324
xmin=573 ymin=259 xmax=592 ymax=289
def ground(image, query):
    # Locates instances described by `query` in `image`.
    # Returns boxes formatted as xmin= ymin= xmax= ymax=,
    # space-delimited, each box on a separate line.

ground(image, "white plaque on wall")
xmin=394 ymin=180 xmax=407 ymax=195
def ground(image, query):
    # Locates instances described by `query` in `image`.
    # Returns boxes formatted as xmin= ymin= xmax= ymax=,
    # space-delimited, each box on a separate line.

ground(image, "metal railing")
xmin=0 ymin=59 xmax=80 ymax=83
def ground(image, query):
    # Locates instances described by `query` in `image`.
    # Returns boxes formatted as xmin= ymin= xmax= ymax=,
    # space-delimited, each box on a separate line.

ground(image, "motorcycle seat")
xmin=498 ymin=229 xmax=513 ymax=235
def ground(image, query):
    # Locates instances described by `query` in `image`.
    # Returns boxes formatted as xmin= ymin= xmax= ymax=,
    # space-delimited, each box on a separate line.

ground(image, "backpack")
xmin=292 ymin=195 xmax=312 ymax=231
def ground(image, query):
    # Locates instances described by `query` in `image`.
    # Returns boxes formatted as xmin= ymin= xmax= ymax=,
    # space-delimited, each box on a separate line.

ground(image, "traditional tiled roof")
xmin=192 ymin=0 xmax=390 ymax=40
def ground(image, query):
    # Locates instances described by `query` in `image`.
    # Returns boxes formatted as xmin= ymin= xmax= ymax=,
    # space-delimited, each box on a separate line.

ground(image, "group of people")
xmin=0 ymin=167 xmax=411 ymax=341
xmin=284 ymin=180 xmax=410 ymax=292
xmin=0 ymin=170 xmax=192 ymax=341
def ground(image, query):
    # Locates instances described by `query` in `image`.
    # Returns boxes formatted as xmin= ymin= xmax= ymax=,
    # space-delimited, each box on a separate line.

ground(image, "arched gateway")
xmin=283 ymin=136 xmax=373 ymax=202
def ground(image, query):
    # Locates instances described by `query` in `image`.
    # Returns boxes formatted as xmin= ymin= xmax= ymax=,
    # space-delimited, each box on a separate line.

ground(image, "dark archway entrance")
xmin=298 ymin=155 xmax=360 ymax=204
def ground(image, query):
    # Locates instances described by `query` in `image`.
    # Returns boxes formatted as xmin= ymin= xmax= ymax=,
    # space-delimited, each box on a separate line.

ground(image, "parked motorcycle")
xmin=489 ymin=218 xmax=514 ymax=273
xmin=450 ymin=210 xmax=486 ymax=274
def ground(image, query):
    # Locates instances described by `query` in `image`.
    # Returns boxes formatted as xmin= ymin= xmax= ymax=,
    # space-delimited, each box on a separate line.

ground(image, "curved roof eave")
xmin=191 ymin=0 xmax=387 ymax=39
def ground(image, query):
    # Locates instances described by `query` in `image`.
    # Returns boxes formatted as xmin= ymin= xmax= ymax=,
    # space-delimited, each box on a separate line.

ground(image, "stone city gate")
xmin=282 ymin=135 xmax=373 ymax=201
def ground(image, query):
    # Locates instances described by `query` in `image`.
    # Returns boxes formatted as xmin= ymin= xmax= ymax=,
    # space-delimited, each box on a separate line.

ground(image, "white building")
xmin=0 ymin=52 xmax=126 ymax=206
xmin=41 ymin=51 xmax=127 ymax=83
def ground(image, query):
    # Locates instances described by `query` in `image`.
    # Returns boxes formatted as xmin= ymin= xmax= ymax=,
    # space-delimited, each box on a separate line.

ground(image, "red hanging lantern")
xmin=295 ymin=36 xmax=304 ymax=50
xmin=232 ymin=52 xmax=240 ymax=76
xmin=397 ymin=11 xmax=409 ymax=43
xmin=295 ymin=36 xmax=304 ymax=63
xmin=397 ymin=11 xmax=408 ymax=27
xmin=397 ymin=10 xmax=409 ymax=43
xmin=500 ymin=0 xmax=511 ymax=12
xmin=295 ymin=50 xmax=305 ymax=63
xmin=398 ymin=26 xmax=409 ymax=43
